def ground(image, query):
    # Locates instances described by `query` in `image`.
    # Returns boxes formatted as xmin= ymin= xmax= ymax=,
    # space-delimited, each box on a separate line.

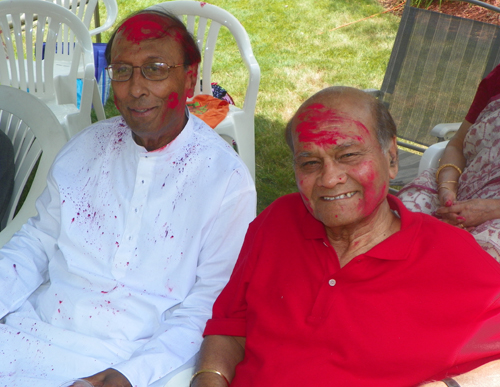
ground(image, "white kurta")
xmin=0 ymin=114 xmax=256 ymax=387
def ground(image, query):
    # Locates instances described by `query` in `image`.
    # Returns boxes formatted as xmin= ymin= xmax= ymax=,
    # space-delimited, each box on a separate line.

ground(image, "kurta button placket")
xmin=112 ymin=152 xmax=154 ymax=278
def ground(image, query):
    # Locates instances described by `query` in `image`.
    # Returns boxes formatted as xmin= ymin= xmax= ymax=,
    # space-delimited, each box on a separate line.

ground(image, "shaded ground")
xmin=379 ymin=0 xmax=500 ymax=24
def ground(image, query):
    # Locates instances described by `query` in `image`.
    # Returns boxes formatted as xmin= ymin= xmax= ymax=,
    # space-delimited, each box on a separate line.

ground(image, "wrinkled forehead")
xmin=117 ymin=13 xmax=181 ymax=44
xmin=292 ymin=101 xmax=374 ymax=147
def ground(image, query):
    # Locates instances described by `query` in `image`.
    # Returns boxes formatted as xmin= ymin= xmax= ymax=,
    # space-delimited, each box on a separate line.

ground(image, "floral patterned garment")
xmin=398 ymin=97 xmax=500 ymax=262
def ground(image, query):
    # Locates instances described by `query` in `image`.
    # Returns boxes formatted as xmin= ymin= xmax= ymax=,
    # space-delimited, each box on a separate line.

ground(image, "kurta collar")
xmin=299 ymin=194 xmax=421 ymax=262
xmin=130 ymin=109 xmax=194 ymax=156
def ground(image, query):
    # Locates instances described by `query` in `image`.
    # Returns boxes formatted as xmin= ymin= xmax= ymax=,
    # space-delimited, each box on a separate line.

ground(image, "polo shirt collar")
xmin=299 ymin=194 xmax=421 ymax=262
xmin=364 ymin=195 xmax=421 ymax=261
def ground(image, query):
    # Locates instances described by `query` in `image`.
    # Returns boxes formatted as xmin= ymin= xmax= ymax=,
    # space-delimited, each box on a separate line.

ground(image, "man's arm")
xmin=191 ymin=335 xmax=246 ymax=387
xmin=0 ymin=172 xmax=60 ymax=318
xmin=422 ymin=360 xmax=500 ymax=387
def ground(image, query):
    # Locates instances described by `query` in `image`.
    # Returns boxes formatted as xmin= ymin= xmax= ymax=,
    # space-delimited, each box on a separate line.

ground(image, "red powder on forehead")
xmin=119 ymin=13 xmax=174 ymax=44
xmin=295 ymin=103 xmax=367 ymax=147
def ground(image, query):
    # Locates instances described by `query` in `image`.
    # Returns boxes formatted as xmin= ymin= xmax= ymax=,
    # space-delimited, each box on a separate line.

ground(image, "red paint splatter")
xmin=299 ymin=192 xmax=313 ymax=213
xmin=200 ymin=2 xmax=207 ymax=6
xmin=457 ymin=216 xmax=466 ymax=221
xmin=114 ymin=94 xmax=120 ymax=111
xmin=167 ymin=92 xmax=179 ymax=109
xmin=445 ymin=200 xmax=453 ymax=207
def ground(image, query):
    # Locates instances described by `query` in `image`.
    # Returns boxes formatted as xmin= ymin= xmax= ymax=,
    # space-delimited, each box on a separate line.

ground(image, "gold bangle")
xmin=437 ymin=186 xmax=452 ymax=191
xmin=436 ymin=164 xmax=462 ymax=182
xmin=189 ymin=369 xmax=230 ymax=387
xmin=440 ymin=180 xmax=458 ymax=184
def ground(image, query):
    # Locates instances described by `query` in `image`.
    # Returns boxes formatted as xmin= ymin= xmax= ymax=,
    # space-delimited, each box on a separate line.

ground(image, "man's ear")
xmin=388 ymin=136 xmax=399 ymax=180
xmin=184 ymin=63 xmax=198 ymax=99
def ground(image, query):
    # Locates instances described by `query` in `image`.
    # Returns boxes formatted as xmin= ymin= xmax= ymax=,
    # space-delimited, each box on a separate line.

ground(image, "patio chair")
xmin=0 ymin=86 xmax=67 ymax=247
xmin=46 ymin=0 xmax=118 ymax=38
xmin=46 ymin=0 xmax=118 ymax=110
xmin=366 ymin=0 xmax=500 ymax=187
xmin=149 ymin=1 xmax=261 ymax=180
xmin=0 ymin=0 xmax=99 ymax=139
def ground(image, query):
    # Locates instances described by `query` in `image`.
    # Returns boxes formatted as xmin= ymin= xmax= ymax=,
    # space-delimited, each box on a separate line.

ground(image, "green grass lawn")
xmin=96 ymin=0 xmax=400 ymax=213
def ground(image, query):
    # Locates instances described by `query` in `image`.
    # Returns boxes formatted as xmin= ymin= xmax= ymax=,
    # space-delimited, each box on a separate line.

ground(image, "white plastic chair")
xmin=0 ymin=86 xmax=67 ymax=247
xmin=417 ymin=123 xmax=461 ymax=173
xmin=149 ymin=1 xmax=261 ymax=180
xmin=0 ymin=0 xmax=99 ymax=139
xmin=46 ymin=0 xmax=118 ymax=117
xmin=418 ymin=141 xmax=448 ymax=174
xmin=45 ymin=0 xmax=118 ymax=38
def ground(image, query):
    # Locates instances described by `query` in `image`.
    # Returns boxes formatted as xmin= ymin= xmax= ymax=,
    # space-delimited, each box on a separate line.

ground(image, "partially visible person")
xmin=191 ymin=86 xmax=500 ymax=387
xmin=398 ymin=63 xmax=500 ymax=261
xmin=0 ymin=129 xmax=14 ymax=228
xmin=0 ymin=8 xmax=255 ymax=387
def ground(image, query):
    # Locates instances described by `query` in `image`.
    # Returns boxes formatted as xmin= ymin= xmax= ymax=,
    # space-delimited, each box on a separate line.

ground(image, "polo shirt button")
xmin=328 ymin=279 xmax=336 ymax=286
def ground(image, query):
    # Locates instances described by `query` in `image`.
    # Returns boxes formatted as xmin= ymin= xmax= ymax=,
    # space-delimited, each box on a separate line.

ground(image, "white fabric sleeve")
xmin=0 ymin=170 xmax=61 ymax=318
xmin=112 ymin=170 xmax=256 ymax=387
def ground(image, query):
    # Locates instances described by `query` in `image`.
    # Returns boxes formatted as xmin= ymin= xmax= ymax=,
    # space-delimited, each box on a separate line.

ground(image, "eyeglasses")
xmin=106 ymin=63 xmax=184 ymax=82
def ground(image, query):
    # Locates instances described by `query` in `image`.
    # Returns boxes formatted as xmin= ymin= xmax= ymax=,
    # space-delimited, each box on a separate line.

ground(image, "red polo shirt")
xmin=205 ymin=194 xmax=500 ymax=387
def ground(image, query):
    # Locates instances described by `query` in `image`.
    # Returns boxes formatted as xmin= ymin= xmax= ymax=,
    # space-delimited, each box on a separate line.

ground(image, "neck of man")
xmin=326 ymin=199 xmax=401 ymax=268
xmin=133 ymin=114 xmax=188 ymax=152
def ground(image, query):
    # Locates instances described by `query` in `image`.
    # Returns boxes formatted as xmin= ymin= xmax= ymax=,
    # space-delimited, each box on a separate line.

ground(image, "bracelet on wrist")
xmin=436 ymin=164 xmax=462 ymax=182
xmin=189 ymin=369 xmax=230 ymax=387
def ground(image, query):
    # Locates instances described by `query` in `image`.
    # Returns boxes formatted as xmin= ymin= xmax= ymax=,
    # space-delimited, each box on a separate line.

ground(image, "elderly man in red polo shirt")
xmin=190 ymin=86 xmax=500 ymax=387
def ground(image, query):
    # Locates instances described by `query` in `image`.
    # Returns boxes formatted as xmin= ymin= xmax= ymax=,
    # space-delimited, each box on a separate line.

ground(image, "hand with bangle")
xmin=436 ymin=163 xmax=462 ymax=208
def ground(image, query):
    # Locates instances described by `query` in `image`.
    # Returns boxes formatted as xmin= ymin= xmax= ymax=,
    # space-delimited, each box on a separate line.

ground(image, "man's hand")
xmin=436 ymin=198 xmax=500 ymax=228
xmin=82 ymin=368 xmax=132 ymax=387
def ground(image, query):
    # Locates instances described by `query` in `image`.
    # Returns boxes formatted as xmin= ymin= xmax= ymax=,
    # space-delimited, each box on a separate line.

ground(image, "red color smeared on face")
xmin=114 ymin=94 xmax=120 ymax=111
xmin=118 ymin=14 xmax=173 ymax=44
xmin=167 ymin=92 xmax=179 ymax=109
xmin=357 ymin=166 xmax=386 ymax=217
xmin=299 ymin=192 xmax=313 ymax=213
xmin=295 ymin=103 xmax=368 ymax=147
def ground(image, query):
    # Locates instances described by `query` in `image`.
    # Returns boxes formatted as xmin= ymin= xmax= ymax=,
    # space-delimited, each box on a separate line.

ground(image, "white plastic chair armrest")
xmin=162 ymin=366 xmax=194 ymax=387
xmin=430 ymin=122 xmax=461 ymax=139
xmin=418 ymin=141 xmax=448 ymax=174
xmin=242 ymin=55 xmax=260 ymax=115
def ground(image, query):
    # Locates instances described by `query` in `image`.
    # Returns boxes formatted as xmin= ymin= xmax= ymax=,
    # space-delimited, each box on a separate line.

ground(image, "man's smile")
xmin=321 ymin=191 xmax=357 ymax=201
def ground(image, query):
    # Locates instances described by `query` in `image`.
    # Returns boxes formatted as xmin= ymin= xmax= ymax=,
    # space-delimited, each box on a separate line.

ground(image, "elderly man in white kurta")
xmin=0 ymin=9 xmax=256 ymax=387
